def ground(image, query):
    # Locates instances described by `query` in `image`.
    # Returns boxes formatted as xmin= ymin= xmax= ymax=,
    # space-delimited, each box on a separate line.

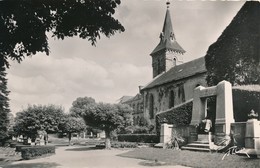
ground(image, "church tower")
xmin=150 ymin=2 xmax=185 ymax=78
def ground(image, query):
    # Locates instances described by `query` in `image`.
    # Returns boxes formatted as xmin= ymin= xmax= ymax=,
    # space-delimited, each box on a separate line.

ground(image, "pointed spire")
xmin=161 ymin=1 xmax=175 ymax=42
xmin=151 ymin=1 xmax=185 ymax=55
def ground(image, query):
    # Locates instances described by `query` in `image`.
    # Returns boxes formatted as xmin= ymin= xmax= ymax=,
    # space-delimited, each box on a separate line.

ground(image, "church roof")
xmin=118 ymin=96 xmax=134 ymax=104
xmin=141 ymin=57 xmax=206 ymax=90
xmin=151 ymin=7 xmax=185 ymax=55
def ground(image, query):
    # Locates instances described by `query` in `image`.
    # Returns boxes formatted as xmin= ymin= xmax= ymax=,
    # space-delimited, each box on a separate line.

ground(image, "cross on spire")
xmin=166 ymin=0 xmax=170 ymax=8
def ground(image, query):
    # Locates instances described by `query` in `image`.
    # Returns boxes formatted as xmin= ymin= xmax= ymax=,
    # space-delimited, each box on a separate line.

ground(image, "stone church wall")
xmin=143 ymin=73 xmax=207 ymax=125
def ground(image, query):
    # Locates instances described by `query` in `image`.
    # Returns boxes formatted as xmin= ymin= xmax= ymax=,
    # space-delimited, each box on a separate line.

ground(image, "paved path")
xmin=2 ymin=146 xmax=190 ymax=168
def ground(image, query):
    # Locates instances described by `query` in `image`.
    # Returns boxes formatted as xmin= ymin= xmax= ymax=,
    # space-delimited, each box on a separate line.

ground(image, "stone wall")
xmin=143 ymin=73 xmax=207 ymax=125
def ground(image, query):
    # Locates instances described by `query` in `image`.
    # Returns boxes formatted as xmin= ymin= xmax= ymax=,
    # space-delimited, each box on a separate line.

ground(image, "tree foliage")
xmin=205 ymin=1 xmax=260 ymax=86
xmin=82 ymin=102 xmax=133 ymax=149
xmin=72 ymin=96 xmax=133 ymax=149
xmin=70 ymin=96 xmax=96 ymax=117
xmin=0 ymin=66 xmax=10 ymax=142
xmin=0 ymin=0 xmax=124 ymax=68
xmin=13 ymin=104 xmax=65 ymax=139
xmin=59 ymin=115 xmax=86 ymax=145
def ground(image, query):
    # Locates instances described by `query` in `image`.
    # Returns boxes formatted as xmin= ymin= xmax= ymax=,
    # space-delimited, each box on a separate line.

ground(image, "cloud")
xmin=7 ymin=56 xmax=115 ymax=113
xmin=6 ymin=1 xmax=246 ymax=114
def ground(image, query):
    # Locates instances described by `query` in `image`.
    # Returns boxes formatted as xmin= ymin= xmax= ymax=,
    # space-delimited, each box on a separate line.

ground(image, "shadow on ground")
xmin=2 ymin=162 xmax=60 ymax=168
xmin=65 ymin=146 xmax=103 ymax=151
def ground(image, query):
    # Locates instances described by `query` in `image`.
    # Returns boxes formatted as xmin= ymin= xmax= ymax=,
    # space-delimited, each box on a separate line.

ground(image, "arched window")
xmin=133 ymin=117 xmax=136 ymax=125
xmin=169 ymin=90 xmax=175 ymax=108
xmin=149 ymin=94 xmax=154 ymax=119
xmin=173 ymin=58 xmax=177 ymax=66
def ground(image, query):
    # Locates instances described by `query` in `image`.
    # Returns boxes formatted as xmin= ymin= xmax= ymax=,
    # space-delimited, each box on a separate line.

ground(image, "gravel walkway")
xmin=1 ymin=146 xmax=190 ymax=168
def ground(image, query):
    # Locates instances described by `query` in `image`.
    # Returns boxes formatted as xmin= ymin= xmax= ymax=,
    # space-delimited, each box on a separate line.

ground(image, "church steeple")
xmin=150 ymin=1 xmax=185 ymax=78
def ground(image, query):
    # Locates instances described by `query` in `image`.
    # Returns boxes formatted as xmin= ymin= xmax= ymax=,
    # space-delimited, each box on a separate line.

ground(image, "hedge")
xmin=117 ymin=134 xmax=159 ymax=143
xmin=233 ymin=85 xmax=260 ymax=122
xmin=16 ymin=145 xmax=30 ymax=152
xmin=155 ymin=100 xmax=193 ymax=133
xmin=21 ymin=145 xmax=55 ymax=160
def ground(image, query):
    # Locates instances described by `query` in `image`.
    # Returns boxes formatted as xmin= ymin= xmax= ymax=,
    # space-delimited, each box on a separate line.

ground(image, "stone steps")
xmin=181 ymin=140 xmax=211 ymax=152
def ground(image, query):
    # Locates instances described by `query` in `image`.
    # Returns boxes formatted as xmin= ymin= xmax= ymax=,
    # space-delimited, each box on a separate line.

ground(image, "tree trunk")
xmin=68 ymin=133 xmax=72 ymax=146
xmin=105 ymin=130 xmax=111 ymax=149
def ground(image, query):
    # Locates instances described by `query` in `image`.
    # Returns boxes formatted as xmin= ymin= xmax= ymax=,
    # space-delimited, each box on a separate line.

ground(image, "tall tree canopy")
xmin=13 ymin=104 xmax=65 ymax=140
xmin=205 ymin=1 xmax=260 ymax=86
xmin=0 ymin=0 xmax=125 ymax=68
xmin=70 ymin=96 xmax=96 ymax=117
xmin=0 ymin=66 xmax=10 ymax=142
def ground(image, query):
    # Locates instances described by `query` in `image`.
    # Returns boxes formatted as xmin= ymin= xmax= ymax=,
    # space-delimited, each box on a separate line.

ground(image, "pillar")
xmin=215 ymin=81 xmax=234 ymax=143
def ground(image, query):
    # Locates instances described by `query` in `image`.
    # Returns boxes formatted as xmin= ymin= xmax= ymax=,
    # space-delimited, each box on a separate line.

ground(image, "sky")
xmin=6 ymin=0 xmax=246 ymax=114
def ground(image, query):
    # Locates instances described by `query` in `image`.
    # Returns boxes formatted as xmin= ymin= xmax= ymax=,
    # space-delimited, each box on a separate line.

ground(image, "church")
xmin=121 ymin=1 xmax=260 ymax=127
xmin=121 ymin=2 xmax=207 ymax=126
xmin=140 ymin=2 xmax=207 ymax=125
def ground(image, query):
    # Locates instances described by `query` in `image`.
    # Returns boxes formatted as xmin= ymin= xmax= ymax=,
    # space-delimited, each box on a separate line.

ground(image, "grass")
xmin=118 ymin=148 xmax=260 ymax=168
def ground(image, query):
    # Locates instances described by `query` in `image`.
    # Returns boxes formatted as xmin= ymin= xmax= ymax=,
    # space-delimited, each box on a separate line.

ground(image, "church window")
xmin=149 ymin=94 xmax=154 ymax=119
xmin=173 ymin=58 xmax=176 ymax=66
xmin=169 ymin=90 xmax=175 ymax=108
xmin=178 ymin=84 xmax=185 ymax=103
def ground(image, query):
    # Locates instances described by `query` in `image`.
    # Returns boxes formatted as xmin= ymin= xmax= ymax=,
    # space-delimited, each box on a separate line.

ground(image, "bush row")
xmin=117 ymin=134 xmax=159 ymax=143
xmin=21 ymin=145 xmax=55 ymax=160
xmin=155 ymin=100 xmax=193 ymax=133
xmin=111 ymin=141 xmax=155 ymax=148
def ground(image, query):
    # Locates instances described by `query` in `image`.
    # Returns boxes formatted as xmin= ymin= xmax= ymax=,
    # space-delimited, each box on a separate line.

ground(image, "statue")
xmin=248 ymin=109 xmax=258 ymax=120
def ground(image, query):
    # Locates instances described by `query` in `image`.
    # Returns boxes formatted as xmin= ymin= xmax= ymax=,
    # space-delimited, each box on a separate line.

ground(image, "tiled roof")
xmin=142 ymin=57 xmax=206 ymax=90
xmin=123 ymin=94 xmax=142 ymax=104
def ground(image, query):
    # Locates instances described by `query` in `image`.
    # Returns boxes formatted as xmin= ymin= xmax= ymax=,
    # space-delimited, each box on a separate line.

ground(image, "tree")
xmin=0 ymin=0 xmax=125 ymax=68
xmin=70 ymin=97 xmax=96 ymax=117
xmin=0 ymin=66 xmax=10 ymax=143
xmin=82 ymin=102 xmax=133 ymax=149
xmin=115 ymin=103 xmax=133 ymax=133
xmin=59 ymin=116 xmax=86 ymax=146
xmin=13 ymin=104 xmax=65 ymax=141
xmin=205 ymin=1 xmax=260 ymax=86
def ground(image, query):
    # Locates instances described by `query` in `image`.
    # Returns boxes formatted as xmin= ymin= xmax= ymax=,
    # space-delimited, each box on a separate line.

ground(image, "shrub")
xmin=111 ymin=141 xmax=138 ymax=148
xmin=21 ymin=145 xmax=55 ymax=160
xmin=155 ymin=100 xmax=193 ymax=133
xmin=232 ymin=85 xmax=260 ymax=122
xmin=117 ymin=134 xmax=159 ymax=143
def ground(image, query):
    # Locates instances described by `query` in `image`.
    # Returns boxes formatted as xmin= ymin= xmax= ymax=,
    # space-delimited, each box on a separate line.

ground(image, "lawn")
xmin=118 ymin=148 xmax=260 ymax=168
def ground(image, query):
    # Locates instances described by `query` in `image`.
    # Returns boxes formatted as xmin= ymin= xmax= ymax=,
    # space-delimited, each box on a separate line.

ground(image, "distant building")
xmin=117 ymin=96 xmax=134 ymax=104
xmin=122 ymin=93 xmax=144 ymax=125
